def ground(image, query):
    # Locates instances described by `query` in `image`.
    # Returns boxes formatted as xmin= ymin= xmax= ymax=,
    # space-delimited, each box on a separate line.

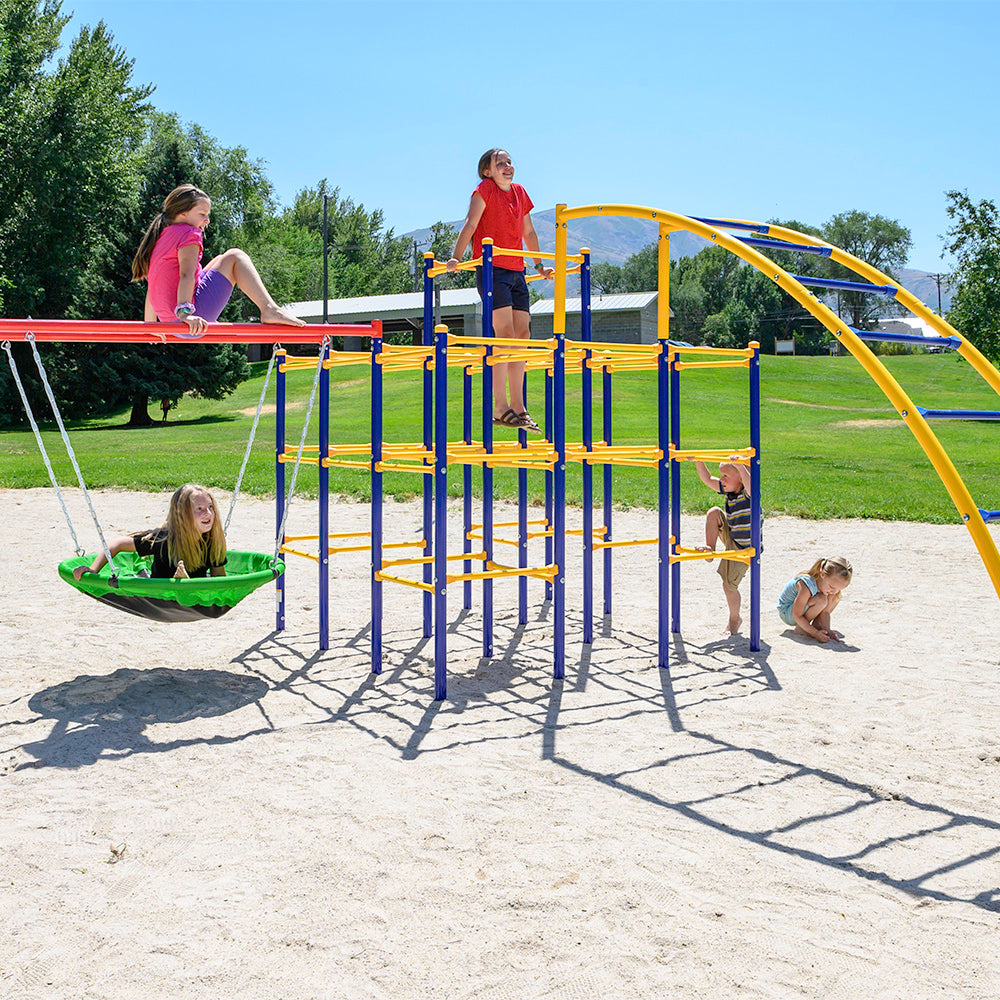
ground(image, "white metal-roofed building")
xmin=530 ymin=292 xmax=666 ymax=344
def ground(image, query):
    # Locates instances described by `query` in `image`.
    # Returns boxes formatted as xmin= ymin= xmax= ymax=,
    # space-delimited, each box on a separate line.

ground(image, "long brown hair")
xmin=163 ymin=483 xmax=226 ymax=570
xmin=131 ymin=184 xmax=210 ymax=281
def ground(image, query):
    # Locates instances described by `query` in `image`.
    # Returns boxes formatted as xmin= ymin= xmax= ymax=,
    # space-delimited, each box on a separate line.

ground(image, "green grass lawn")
xmin=2 ymin=351 xmax=997 ymax=523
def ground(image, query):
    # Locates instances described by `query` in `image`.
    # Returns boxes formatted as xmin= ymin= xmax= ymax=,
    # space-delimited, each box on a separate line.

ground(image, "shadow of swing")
xmin=18 ymin=666 xmax=270 ymax=769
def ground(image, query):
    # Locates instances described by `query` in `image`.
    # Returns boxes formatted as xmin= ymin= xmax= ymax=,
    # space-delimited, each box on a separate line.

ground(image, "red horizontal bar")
xmin=0 ymin=318 xmax=383 ymax=344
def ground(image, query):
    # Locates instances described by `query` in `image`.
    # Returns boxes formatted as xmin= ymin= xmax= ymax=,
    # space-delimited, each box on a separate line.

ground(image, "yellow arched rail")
xmin=554 ymin=203 xmax=1000 ymax=600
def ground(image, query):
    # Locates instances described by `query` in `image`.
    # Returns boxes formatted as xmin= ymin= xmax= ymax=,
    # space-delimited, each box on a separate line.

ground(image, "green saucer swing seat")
xmin=59 ymin=550 xmax=284 ymax=623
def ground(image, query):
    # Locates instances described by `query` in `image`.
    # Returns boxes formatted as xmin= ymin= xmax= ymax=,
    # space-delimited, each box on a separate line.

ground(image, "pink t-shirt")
xmin=148 ymin=223 xmax=203 ymax=321
xmin=473 ymin=179 xmax=534 ymax=272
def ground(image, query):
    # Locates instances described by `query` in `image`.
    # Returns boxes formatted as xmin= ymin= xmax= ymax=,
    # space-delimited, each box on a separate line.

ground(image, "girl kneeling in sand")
xmin=776 ymin=556 xmax=852 ymax=643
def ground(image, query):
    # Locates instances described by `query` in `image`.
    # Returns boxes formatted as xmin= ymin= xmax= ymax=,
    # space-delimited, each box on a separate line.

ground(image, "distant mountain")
xmin=406 ymin=210 xmax=952 ymax=313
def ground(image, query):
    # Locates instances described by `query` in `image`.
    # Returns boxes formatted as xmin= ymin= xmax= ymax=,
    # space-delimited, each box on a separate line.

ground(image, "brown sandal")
xmin=513 ymin=411 xmax=542 ymax=434
xmin=493 ymin=408 xmax=519 ymax=427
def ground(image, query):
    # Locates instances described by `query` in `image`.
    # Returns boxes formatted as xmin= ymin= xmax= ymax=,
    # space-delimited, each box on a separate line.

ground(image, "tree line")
xmin=590 ymin=212 xmax=913 ymax=354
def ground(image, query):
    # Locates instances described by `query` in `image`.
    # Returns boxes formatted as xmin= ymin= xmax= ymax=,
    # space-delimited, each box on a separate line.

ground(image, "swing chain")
xmin=21 ymin=334 xmax=117 ymax=571
xmin=3 ymin=337 xmax=90 ymax=556
xmin=224 ymin=347 xmax=280 ymax=534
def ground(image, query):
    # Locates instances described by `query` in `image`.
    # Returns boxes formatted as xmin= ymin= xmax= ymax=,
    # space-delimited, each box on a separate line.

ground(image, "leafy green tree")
xmin=46 ymin=341 xmax=248 ymax=426
xmin=0 ymin=1 xmax=152 ymax=319
xmin=426 ymin=220 xmax=475 ymax=290
xmin=944 ymin=190 xmax=1000 ymax=361
xmin=820 ymin=210 xmax=911 ymax=330
xmin=0 ymin=10 xmax=265 ymax=426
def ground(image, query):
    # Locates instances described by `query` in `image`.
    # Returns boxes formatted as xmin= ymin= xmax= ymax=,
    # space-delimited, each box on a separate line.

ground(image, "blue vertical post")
xmin=658 ymin=342 xmax=672 ymax=669
xmin=319 ymin=340 xmax=330 ymax=650
xmin=749 ymin=341 xmax=762 ymax=653
xmin=670 ymin=348 xmax=681 ymax=634
xmin=602 ymin=364 xmax=613 ymax=615
xmin=544 ymin=365 xmax=553 ymax=603
xmin=422 ymin=254 xmax=435 ymax=637
xmin=580 ymin=250 xmax=594 ymax=644
xmin=463 ymin=363 xmax=473 ymax=610
xmin=481 ymin=240 xmax=494 ymax=659
xmin=517 ymin=420 xmax=528 ymax=626
xmin=433 ymin=324 xmax=449 ymax=699
xmin=553 ymin=329 xmax=566 ymax=680
xmin=371 ymin=331 xmax=384 ymax=675
xmin=275 ymin=350 xmax=287 ymax=633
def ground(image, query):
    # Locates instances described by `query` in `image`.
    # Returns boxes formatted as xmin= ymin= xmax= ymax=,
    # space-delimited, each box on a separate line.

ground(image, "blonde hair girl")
xmin=73 ymin=484 xmax=227 ymax=582
xmin=776 ymin=556 xmax=852 ymax=643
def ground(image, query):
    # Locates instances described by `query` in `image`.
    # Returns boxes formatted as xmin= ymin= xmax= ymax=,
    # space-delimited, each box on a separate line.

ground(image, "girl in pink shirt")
xmin=131 ymin=184 xmax=304 ymax=336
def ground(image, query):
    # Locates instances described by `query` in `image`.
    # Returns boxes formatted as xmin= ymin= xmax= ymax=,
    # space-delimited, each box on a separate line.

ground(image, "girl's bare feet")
xmin=260 ymin=305 xmax=305 ymax=327
xmin=728 ymin=615 xmax=742 ymax=635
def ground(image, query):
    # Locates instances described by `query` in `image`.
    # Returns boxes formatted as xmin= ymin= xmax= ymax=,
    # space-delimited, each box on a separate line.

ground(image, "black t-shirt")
xmin=132 ymin=529 xmax=226 ymax=578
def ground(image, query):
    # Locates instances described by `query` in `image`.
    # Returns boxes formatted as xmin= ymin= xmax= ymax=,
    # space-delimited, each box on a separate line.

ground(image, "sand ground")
xmin=1 ymin=488 xmax=999 ymax=999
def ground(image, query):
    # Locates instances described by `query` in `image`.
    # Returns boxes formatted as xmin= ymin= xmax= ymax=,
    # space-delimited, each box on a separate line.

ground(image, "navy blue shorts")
xmin=476 ymin=267 xmax=530 ymax=313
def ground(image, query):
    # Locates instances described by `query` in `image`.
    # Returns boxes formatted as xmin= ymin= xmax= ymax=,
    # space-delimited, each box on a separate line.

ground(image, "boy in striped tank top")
xmin=695 ymin=458 xmax=754 ymax=635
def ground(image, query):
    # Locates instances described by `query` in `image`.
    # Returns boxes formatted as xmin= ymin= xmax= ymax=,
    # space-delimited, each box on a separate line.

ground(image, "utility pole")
xmin=927 ymin=273 xmax=944 ymax=315
xmin=322 ymin=195 xmax=329 ymax=324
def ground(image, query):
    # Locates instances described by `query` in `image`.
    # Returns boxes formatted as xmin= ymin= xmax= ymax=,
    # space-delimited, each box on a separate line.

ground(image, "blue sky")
xmin=64 ymin=0 xmax=999 ymax=271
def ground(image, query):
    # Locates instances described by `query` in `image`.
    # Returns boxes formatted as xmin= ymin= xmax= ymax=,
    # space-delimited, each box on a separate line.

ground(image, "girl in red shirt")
xmin=447 ymin=149 xmax=553 ymax=432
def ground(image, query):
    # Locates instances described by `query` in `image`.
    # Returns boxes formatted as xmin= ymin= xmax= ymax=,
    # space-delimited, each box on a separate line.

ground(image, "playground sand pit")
xmin=2 ymin=487 xmax=999 ymax=999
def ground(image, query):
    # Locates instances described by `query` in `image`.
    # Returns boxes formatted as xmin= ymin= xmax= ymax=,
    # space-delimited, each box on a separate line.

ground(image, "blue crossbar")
xmin=979 ymin=509 xmax=1000 ymax=523
xmin=849 ymin=328 xmax=962 ymax=350
xmin=691 ymin=217 xmax=768 ymax=233
xmin=790 ymin=274 xmax=898 ymax=297
xmin=740 ymin=236 xmax=832 ymax=257
xmin=918 ymin=407 xmax=1000 ymax=421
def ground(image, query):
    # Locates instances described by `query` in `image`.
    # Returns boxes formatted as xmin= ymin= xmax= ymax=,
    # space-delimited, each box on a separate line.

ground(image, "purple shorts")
xmin=193 ymin=268 xmax=234 ymax=322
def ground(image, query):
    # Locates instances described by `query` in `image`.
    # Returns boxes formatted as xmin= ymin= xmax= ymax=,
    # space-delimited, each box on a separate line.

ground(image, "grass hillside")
xmin=1 ymin=352 xmax=996 ymax=523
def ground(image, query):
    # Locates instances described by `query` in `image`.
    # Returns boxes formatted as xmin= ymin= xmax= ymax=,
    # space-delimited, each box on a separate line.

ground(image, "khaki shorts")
xmin=715 ymin=517 xmax=750 ymax=589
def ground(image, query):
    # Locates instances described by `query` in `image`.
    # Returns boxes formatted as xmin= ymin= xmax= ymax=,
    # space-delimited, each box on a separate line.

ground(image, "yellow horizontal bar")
xmin=573 ymin=340 xmax=661 ymax=355
xmin=670 ymin=448 xmax=754 ymax=463
xmin=446 ymin=563 xmax=558 ymax=584
xmin=675 ymin=359 xmax=750 ymax=371
xmin=374 ymin=571 xmax=434 ymax=592
xmin=322 ymin=459 xmax=371 ymax=470
xmin=328 ymin=543 xmax=369 ymax=555
xmin=669 ymin=344 xmax=754 ymax=359
xmin=278 ymin=455 xmax=320 ymax=466
xmin=382 ymin=540 xmax=427 ymax=552
xmin=671 ymin=546 xmax=756 ymax=564
xmin=450 ymin=334 xmax=558 ymax=350
xmin=527 ymin=264 xmax=580 ymax=283
xmin=324 ymin=353 xmax=371 ymax=368
xmin=381 ymin=548 xmax=480 ymax=570
xmin=278 ymin=545 xmax=319 ymax=563
xmin=485 ymin=461 xmax=556 ymax=471
xmin=594 ymin=537 xmax=659 ymax=551
xmin=373 ymin=462 xmax=433 ymax=474
xmin=426 ymin=257 xmax=482 ymax=278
